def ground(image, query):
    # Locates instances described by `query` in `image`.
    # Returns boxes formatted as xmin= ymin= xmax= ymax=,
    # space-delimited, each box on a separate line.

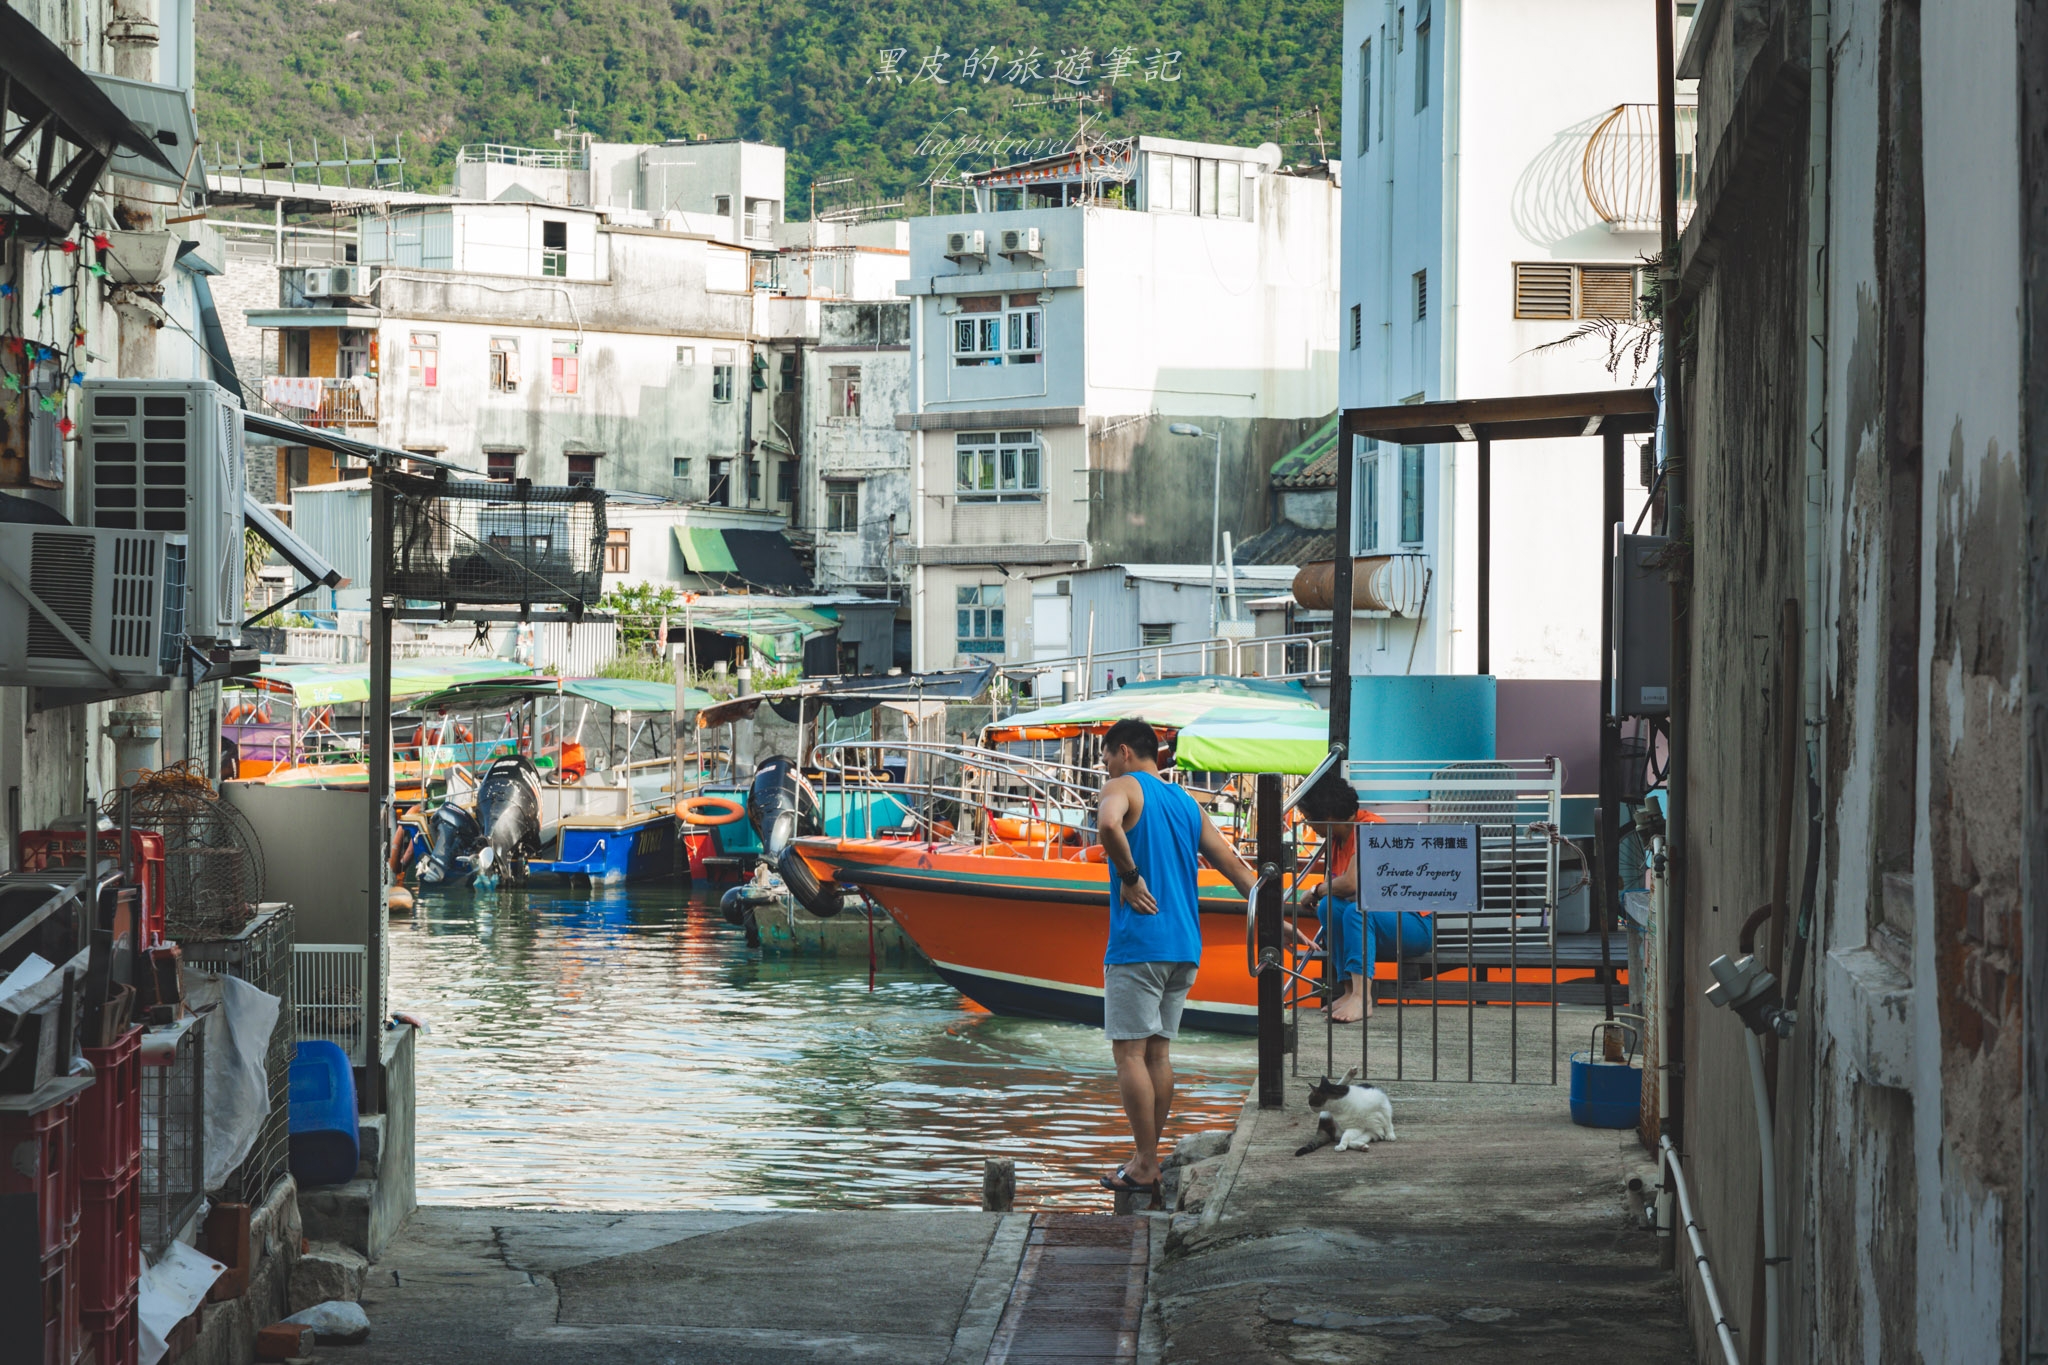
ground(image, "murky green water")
xmin=387 ymin=885 xmax=1253 ymax=1210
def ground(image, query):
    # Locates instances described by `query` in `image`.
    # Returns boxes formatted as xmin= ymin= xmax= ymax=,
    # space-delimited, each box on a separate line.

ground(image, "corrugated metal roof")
xmin=1234 ymin=521 xmax=1334 ymax=566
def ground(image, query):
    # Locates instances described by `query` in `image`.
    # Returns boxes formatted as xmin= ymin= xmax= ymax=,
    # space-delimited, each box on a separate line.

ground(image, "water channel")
xmin=387 ymin=884 xmax=1254 ymax=1210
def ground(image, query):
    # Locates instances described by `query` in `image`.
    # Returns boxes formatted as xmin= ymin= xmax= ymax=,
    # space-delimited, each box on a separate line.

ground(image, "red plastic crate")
xmin=0 ymin=1096 xmax=79 ymax=1258
xmin=77 ymin=1029 xmax=141 ymax=1184
xmin=27 ymin=1233 xmax=81 ymax=1365
xmin=80 ymin=1287 xmax=136 ymax=1365
xmin=76 ymin=1169 xmax=139 ymax=1317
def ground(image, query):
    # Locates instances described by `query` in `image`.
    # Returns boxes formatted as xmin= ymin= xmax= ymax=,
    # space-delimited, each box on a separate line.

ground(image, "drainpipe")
xmin=910 ymin=290 xmax=927 ymax=673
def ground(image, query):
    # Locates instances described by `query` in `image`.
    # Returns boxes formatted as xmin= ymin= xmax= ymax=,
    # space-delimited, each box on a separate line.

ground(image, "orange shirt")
xmin=1328 ymin=810 xmax=1386 ymax=880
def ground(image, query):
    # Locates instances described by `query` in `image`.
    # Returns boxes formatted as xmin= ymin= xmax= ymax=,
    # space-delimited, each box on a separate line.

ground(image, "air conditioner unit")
xmin=82 ymin=379 xmax=245 ymax=647
xmin=0 ymin=524 xmax=176 ymax=691
xmin=999 ymin=227 xmax=1041 ymax=258
xmin=301 ymin=266 xmax=369 ymax=299
xmin=944 ymin=229 xmax=986 ymax=262
xmin=298 ymin=266 xmax=330 ymax=299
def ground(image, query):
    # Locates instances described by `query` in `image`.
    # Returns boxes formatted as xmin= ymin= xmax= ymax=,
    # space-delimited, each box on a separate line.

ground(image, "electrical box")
xmin=81 ymin=379 xmax=246 ymax=647
xmin=1613 ymin=533 xmax=1671 ymax=717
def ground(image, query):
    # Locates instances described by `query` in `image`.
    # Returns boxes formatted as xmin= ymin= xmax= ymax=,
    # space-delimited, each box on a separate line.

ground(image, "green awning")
xmin=675 ymin=525 xmax=737 ymax=574
xmin=986 ymin=676 xmax=1318 ymax=737
xmin=1173 ymin=705 xmax=1332 ymax=775
xmin=243 ymin=658 xmax=539 ymax=708
xmin=560 ymin=677 xmax=716 ymax=712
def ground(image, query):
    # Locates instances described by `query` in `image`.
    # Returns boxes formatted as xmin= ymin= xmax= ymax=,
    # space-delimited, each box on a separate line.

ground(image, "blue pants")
xmin=1322 ymin=898 xmax=1433 ymax=981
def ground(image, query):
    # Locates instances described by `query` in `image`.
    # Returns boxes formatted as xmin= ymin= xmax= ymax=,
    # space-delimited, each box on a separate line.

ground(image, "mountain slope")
xmin=195 ymin=0 xmax=1342 ymax=208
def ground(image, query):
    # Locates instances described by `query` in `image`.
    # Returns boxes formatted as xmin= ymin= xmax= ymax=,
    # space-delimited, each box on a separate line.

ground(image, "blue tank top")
xmin=1105 ymin=770 xmax=1205 ymax=966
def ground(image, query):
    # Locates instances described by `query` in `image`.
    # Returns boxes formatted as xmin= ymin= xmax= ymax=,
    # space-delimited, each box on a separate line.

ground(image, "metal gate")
xmin=1272 ymin=759 xmax=1588 ymax=1086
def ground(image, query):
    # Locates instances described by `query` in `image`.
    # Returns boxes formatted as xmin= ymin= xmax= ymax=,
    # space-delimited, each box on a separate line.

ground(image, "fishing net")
xmin=130 ymin=761 xmax=266 ymax=940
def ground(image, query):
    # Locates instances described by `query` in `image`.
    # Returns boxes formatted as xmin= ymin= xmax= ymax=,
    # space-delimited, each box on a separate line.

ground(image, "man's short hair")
xmin=1102 ymin=718 xmax=1160 ymax=763
xmin=1296 ymin=770 xmax=1360 ymax=823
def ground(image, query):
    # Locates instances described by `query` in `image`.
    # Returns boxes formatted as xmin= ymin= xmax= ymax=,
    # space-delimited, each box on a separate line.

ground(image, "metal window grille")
xmin=142 ymin=1017 xmax=206 ymax=1255
xmin=386 ymin=471 xmax=605 ymax=609
xmin=179 ymin=906 xmax=295 ymax=1205
xmin=295 ymin=945 xmax=369 ymax=1067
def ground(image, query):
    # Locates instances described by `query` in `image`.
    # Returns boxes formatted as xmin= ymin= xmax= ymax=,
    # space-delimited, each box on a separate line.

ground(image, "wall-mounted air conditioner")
xmin=82 ymin=379 xmax=245 ymax=646
xmin=302 ymin=266 xmax=370 ymax=299
xmin=0 ymin=524 xmax=176 ymax=691
xmin=944 ymin=230 xmax=986 ymax=262
xmin=998 ymin=227 xmax=1041 ymax=259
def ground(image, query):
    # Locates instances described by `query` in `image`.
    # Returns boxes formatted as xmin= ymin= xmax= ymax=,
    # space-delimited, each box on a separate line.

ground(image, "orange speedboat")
xmin=792 ymin=835 xmax=1313 ymax=1033
xmin=787 ymin=676 xmax=1335 ymax=1035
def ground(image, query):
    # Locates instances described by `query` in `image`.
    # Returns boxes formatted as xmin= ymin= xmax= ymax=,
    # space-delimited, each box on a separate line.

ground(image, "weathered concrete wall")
xmin=804 ymin=302 xmax=912 ymax=592
xmin=1675 ymin=0 xmax=2031 ymax=1359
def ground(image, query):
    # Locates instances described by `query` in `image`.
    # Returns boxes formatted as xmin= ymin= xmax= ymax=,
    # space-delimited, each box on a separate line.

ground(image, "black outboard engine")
xmin=749 ymin=756 xmax=854 ymax=917
xmin=419 ymin=800 xmax=481 ymax=886
xmin=475 ymin=756 xmax=544 ymax=886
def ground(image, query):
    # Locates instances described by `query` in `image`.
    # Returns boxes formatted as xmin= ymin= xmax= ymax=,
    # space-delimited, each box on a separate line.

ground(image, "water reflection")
xmin=389 ymin=885 xmax=1253 ymax=1210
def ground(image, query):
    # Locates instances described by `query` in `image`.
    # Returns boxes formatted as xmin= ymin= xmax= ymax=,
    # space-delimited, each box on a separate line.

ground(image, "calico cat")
xmin=1294 ymin=1068 xmax=1396 ymax=1155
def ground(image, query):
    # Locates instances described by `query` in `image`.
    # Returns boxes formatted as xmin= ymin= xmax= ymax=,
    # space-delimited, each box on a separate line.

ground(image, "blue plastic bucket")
xmin=1569 ymin=1051 xmax=1644 ymax=1129
xmin=289 ymin=1039 xmax=361 ymax=1187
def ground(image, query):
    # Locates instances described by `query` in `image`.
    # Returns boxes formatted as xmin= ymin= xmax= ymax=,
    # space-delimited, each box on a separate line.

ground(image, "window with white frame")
xmin=826 ymin=479 xmax=860 ymax=532
xmin=489 ymin=336 xmax=519 ymax=392
xmin=541 ymin=220 xmax=568 ymax=277
xmin=550 ymin=339 xmax=578 ymax=394
xmin=407 ymin=332 xmax=438 ymax=388
xmin=955 ymin=430 xmax=1043 ymax=500
xmin=1400 ymin=445 xmax=1425 ymax=544
xmin=712 ymin=347 xmax=736 ymax=401
xmin=1414 ymin=0 xmax=1432 ymax=111
xmin=1005 ymin=293 xmax=1043 ymax=364
xmin=1357 ymin=39 xmax=1372 ymax=152
xmin=677 ymin=345 xmax=695 ymax=366
xmin=828 ymin=364 xmax=862 ymax=418
xmin=672 ymin=456 xmax=690 ymax=482
xmin=957 ymin=584 xmax=1004 ymax=654
xmin=1358 ymin=441 xmax=1381 ymax=552
xmin=952 ymin=297 xmax=1005 ymax=367
xmin=1146 ymin=152 xmax=1248 ymax=217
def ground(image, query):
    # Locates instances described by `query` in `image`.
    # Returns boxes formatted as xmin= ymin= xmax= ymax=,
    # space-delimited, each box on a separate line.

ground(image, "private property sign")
xmin=1356 ymin=825 xmax=1481 ymax=915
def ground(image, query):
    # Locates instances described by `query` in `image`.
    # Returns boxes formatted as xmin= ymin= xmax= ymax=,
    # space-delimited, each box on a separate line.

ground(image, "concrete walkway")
xmin=353 ymin=1208 xmax=1032 ymax=1364
xmin=1152 ymin=1004 xmax=1691 ymax=1363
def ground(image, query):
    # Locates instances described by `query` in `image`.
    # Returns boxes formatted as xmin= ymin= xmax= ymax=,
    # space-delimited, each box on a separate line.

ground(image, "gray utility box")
xmin=1613 ymin=533 xmax=1671 ymax=717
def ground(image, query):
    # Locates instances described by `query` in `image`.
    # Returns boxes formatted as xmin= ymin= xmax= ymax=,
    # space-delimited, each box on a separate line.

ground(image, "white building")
xmin=897 ymin=135 xmax=1341 ymax=672
xmin=1337 ymin=0 xmax=1687 ymax=676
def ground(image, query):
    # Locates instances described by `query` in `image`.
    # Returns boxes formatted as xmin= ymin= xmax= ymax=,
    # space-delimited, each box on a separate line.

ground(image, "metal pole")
xmin=1256 ymin=773 xmax=1284 ymax=1108
xmin=1330 ymin=423 xmax=1357 ymax=753
xmin=1598 ymin=429 xmax=1623 ymax=1021
xmin=1209 ymin=431 xmax=1223 ymax=638
xmin=364 ymin=466 xmax=392 ymax=1111
xmin=1477 ymin=438 xmax=1492 ymax=676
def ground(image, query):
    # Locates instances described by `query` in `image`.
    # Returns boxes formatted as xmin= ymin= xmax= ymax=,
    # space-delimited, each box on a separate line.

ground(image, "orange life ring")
xmin=678 ymin=795 xmax=746 ymax=827
xmin=225 ymin=700 xmax=274 ymax=725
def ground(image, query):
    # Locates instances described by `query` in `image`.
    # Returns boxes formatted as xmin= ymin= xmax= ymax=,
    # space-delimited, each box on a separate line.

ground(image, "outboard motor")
xmin=419 ymin=800 xmax=481 ymax=886
xmin=475 ymin=756 xmax=544 ymax=886
xmin=749 ymin=757 xmax=854 ymax=917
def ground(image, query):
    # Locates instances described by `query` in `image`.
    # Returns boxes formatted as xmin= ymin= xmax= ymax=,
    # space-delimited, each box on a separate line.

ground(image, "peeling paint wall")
xmin=1675 ymin=0 xmax=2030 ymax=1359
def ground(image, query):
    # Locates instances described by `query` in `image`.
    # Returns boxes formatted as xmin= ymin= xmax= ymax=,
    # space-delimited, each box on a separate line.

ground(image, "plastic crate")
xmin=77 ymin=1029 xmax=141 ymax=1185
xmin=81 ymin=1288 xmax=137 ymax=1365
xmin=16 ymin=830 xmax=166 ymax=950
xmin=34 ymin=1234 xmax=79 ymax=1365
xmin=76 ymin=1169 xmax=139 ymax=1317
xmin=0 ymin=1095 xmax=79 ymax=1258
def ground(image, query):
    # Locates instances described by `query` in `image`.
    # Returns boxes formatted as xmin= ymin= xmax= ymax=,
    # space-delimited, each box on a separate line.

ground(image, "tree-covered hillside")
xmin=195 ymin=0 xmax=1342 ymax=210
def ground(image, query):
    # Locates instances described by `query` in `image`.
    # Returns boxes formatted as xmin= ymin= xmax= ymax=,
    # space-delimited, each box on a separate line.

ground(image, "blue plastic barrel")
xmin=288 ymin=1039 xmax=361 ymax=1187
xmin=1568 ymin=1051 xmax=1643 ymax=1128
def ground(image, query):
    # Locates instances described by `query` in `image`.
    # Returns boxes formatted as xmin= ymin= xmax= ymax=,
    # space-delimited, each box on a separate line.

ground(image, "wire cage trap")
xmin=130 ymin=766 xmax=267 ymax=941
xmin=387 ymin=471 xmax=606 ymax=609
xmin=141 ymin=1016 xmax=206 ymax=1255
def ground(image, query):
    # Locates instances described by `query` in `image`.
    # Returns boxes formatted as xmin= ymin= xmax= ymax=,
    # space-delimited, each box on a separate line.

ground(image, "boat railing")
xmin=997 ymin=629 xmax=1334 ymax=695
xmin=810 ymin=737 xmax=1106 ymax=853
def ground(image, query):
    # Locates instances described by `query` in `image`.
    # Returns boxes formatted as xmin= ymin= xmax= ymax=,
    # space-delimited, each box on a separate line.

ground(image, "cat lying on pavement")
xmin=1294 ymin=1068 xmax=1396 ymax=1154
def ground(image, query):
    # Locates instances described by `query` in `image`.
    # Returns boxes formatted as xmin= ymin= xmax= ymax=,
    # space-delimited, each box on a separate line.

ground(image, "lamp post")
xmin=1168 ymin=423 xmax=1225 ymax=636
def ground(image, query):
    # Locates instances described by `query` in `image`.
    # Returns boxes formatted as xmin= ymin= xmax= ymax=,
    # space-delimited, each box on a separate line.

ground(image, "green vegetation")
xmin=195 ymin=0 xmax=1342 ymax=208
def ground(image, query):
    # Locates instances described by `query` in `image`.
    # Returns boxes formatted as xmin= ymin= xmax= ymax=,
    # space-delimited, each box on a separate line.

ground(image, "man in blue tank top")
xmin=1094 ymin=718 xmax=1257 ymax=1195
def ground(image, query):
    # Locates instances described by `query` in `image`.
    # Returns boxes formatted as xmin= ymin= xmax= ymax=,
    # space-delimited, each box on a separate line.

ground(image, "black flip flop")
xmin=1099 ymin=1165 xmax=1159 ymax=1194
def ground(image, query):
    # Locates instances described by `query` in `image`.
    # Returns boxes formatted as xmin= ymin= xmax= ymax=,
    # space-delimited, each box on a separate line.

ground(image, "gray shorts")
xmin=1103 ymin=961 xmax=1199 ymax=1041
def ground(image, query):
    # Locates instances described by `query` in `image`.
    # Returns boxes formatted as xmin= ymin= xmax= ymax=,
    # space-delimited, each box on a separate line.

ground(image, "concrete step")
xmin=298 ymin=1179 xmax=375 ymax=1255
xmin=354 ymin=1114 xmax=385 ymax=1181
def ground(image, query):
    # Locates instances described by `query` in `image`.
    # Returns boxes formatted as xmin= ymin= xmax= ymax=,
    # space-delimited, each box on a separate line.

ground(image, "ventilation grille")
xmin=1513 ymin=263 xmax=1575 ymax=320
xmin=91 ymin=390 xmax=191 ymax=533
xmin=27 ymin=532 xmax=94 ymax=661
xmin=1578 ymin=266 xmax=1639 ymax=319
xmin=108 ymin=533 xmax=160 ymax=662
xmin=159 ymin=540 xmax=188 ymax=677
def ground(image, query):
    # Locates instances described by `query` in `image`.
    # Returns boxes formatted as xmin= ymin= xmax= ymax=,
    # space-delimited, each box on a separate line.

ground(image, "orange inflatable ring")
xmin=678 ymin=795 xmax=747 ymax=827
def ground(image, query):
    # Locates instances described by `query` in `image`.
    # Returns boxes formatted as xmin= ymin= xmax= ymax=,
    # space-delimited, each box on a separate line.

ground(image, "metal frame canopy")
xmin=1331 ymin=386 xmax=1659 ymax=1029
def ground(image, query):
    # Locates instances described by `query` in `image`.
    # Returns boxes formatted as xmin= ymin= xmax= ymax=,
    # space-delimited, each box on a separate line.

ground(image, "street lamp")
xmin=1169 ymin=423 xmax=1225 ymax=636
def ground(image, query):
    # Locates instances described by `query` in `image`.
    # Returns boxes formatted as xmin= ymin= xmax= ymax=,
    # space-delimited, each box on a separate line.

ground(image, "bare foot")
xmin=1330 ymin=988 xmax=1365 ymax=1023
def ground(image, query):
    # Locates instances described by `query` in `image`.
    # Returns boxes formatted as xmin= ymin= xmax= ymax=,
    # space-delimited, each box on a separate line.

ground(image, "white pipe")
xmin=1659 ymin=1135 xmax=1743 ymax=1365
xmin=1745 ymin=1031 xmax=1782 ymax=1365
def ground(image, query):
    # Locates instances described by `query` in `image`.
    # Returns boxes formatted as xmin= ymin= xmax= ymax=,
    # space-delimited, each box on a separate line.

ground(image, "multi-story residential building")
xmin=0 ymin=0 xmax=269 ymax=824
xmin=242 ymin=144 xmax=911 ymax=586
xmin=1338 ymin=0 xmax=1688 ymax=676
xmin=896 ymin=135 xmax=1341 ymax=672
xmin=800 ymin=300 xmax=912 ymax=597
